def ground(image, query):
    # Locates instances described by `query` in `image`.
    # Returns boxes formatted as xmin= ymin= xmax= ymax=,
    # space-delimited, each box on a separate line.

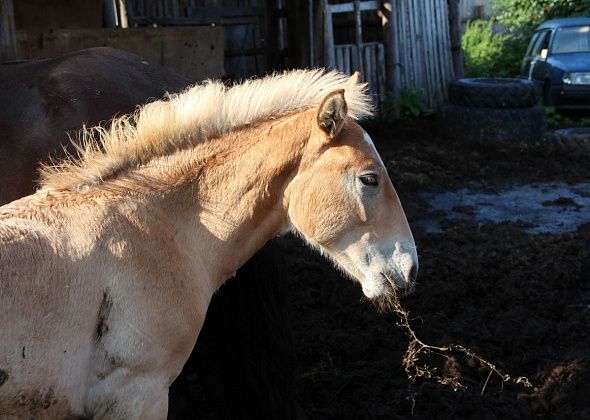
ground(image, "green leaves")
xmin=462 ymin=20 xmax=528 ymax=77
xmin=492 ymin=0 xmax=590 ymax=33
xmin=463 ymin=0 xmax=590 ymax=77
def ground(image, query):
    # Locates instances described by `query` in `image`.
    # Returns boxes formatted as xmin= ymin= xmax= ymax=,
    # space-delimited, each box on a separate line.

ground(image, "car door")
xmin=522 ymin=31 xmax=542 ymax=77
xmin=529 ymin=30 xmax=554 ymax=82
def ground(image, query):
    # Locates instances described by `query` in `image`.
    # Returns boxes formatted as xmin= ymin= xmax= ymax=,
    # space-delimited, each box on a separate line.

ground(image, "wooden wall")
xmin=5 ymin=0 xmax=225 ymax=81
xmin=126 ymin=0 xmax=264 ymax=17
xmin=388 ymin=0 xmax=455 ymax=107
xmin=321 ymin=1 xmax=455 ymax=108
xmin=14 ymin=0 xmax=103 ymax=32
xmin=125 ymin=0 xmax=274 ymax=80
xmin=16 ymin=26 xmax=225 ymax=81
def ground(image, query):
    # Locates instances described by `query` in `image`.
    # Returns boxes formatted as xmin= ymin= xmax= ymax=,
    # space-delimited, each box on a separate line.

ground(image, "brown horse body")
xmin=0 ymin=47 xmax=190 ymax=204
xmin=0 ymin=48 xmax=296 ymax=419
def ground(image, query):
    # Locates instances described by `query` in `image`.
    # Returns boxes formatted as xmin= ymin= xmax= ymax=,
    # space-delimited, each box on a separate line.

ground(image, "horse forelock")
xmin=38 ymin=69 xmax=374 ymax=191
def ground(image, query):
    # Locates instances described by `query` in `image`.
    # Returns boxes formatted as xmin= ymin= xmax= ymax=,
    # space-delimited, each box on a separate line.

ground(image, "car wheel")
xmin=449 ymin=78 xmax=538 ymax=109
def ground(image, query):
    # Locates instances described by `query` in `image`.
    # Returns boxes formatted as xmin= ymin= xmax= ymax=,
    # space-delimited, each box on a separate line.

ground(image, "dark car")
xmin=521 ymin=17 xmax=590 ymax=109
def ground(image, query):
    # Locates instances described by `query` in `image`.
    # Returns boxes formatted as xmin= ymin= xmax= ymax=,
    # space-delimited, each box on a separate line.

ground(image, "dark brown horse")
xmin=0 ymin=47 xmax=296 ymax=419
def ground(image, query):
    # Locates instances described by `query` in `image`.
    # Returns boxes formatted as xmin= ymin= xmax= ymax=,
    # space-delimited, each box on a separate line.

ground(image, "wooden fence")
xmin=323 ymin=0 xmax=455 ymax=110
xmin=388 ymin=0 xmax=455 ymax=107
xmin=323 ymin=1 xmax=387 ymax=108
xmin=334 ymin=42 xmax=385 ymax=100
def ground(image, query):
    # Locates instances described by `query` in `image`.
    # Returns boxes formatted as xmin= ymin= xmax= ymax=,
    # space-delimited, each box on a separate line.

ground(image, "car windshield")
xmin=551 ymin=26 xmax=590 ymax=54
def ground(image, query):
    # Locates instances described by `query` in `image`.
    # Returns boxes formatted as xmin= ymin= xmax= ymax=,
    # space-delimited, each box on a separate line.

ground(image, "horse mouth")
xmin=380 ymin=271 xmax=414 ymax=297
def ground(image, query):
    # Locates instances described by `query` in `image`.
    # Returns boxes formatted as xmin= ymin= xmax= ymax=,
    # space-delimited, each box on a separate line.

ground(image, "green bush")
xmin=462 ymin=1 xmax=590 ymax=79
xmin=462 ymin=20 xmax=528 ymax=77
xmin=493 ymin=0 xmax=590 ymax=33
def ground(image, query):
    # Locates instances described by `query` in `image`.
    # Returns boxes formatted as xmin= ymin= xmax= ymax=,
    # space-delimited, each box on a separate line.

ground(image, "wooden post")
xmin=323 ymin=0 xmax=335 ymax=68
xmin=447 ymin=0 xmax=464 ymax=79
xmin=118 ymin=0 xmax=129 ymax=28
xmin=308 ymin=0 xmax=314 ymax=67
xmin=353 ymin=0 xmax=362 ymax=73
xmin=381 ymin=1 xmax=400 ymax=116
xmin=0 ymin=0 xmax=17 ymax=61
xmin=314 ymin=0 xmax=325 ymax=67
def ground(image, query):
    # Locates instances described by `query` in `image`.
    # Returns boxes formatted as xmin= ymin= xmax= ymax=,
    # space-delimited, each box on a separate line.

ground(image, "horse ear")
xmin=317 ymin=89 xmax=348 ymax=139
xmin=347 ymin=71 xmax=361 ymax=88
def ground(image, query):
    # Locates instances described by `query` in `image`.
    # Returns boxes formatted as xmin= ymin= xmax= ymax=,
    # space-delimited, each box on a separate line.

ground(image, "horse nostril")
xmin=410 ymin=264 xmax=418 ymax=282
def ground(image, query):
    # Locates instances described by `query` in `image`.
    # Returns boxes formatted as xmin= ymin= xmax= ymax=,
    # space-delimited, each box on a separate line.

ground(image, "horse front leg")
xmin=86 ymin=369 xmax=170 ymax=420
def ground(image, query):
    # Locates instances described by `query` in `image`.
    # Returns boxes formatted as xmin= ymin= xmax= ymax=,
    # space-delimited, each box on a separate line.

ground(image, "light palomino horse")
xmin=0 ymin=70 xmax=417 ymax=418
xmin=2 ymin=47 xmax=297 ymax=418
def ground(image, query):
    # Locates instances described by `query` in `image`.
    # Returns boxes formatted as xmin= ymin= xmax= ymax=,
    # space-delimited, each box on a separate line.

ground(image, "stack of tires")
xmin=440 ymin=78 xmax=546 ymax=144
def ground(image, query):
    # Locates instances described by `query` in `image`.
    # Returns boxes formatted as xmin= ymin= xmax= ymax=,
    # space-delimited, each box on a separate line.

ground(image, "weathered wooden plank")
xmin=171 ymin=0 xmax=181 ymax=17
xmin=402 ymin=0 xmax=411 ymax=89
xmin=335 ymin=45 xmax=343 ymax=70
xmin=433 ymin=0 xmax=444 ymax=102
xmin=448 ymin=0 xmax=464 ymax=78
xmin=427 ymin=0 xmax=440 ymax=105
xmin=376 ymin=43 xmax=386 ymax=104
xmin=446 ymin=2 xmax=455 ymax=93
xmin=327 ymin=1 xmax=380 ymax=14
xmin=308 ymin=0 xmax=314 ymax=66
xmin=364 ymin=44 xmax=372 ymax=92
xmin=354 ymin=0 xmax=363 ymax=74
xmin=423 ymin=0 xmax=436 ymax=104
xmin=0 ymin=0 xmax=17 ymax=61
xmin=397 ymin=0 xmax=406 ymax=89
xmin=390 ymin=0 xmax=401 ymax=107
xmin=381 ymin=1 xmax=394 ymax=92
xmin=443 ymin=0 xmax=454 ymax=97
xmin=408 ymin=2 xmax=422 ymax=89
xmin=323 ymin=0 xmax=335 ymax=68
xmin=434 ymin=0 xmax=447 ymax=102
xmin=343 ymin=45 xmax=351 ymax=73
xmin=414 ymin=1 xmax=425 ymax=92
xmin=442 ymin=0 xmax=455 ymax=96
xmin=370 ymin=44 xmax=378 ymax=98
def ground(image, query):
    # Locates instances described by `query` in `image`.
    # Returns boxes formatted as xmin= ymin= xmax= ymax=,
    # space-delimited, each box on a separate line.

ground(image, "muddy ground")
xmin=178 ymin=118 xmax=590 ymax=419
xmin=286 ymin=118 xmax=590 ymax=419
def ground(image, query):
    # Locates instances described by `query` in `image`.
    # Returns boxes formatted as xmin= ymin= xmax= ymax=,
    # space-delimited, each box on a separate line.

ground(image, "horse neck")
xmin=160 ymin=110 xmax=312 ymax=289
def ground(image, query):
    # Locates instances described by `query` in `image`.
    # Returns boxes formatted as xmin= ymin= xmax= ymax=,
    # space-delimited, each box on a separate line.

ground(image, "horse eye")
xmin=359 ymin=174 xmax=378 ymax=186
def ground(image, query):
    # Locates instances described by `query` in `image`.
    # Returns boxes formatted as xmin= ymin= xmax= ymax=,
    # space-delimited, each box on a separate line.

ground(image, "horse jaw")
xmin=295 ymin=227 xmax=417 ymax=307
xmin=332 ymin=234 xmax=416 ymax=294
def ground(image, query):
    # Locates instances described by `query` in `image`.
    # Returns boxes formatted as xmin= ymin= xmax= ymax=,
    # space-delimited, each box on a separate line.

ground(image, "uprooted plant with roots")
xmin=379 ymin=289 xmax=533 ymax=407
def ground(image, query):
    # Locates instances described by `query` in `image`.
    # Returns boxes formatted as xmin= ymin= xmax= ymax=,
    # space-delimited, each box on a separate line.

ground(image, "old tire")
xmin=449 ymin=78 xmax=537 ymax=109
xmin=439 ymin=104 xmax=547 ymax=144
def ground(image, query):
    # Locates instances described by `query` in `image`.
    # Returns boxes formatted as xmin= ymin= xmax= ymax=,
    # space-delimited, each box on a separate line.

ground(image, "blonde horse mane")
xmin=39 ymin=69 xmax=374 ymax=191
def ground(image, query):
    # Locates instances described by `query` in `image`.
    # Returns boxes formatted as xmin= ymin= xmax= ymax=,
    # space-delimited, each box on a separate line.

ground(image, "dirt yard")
xmin=176 ymin=118 xmax=590 ymax=419
xmin=284 ymin=119 xmax=590 ymax=419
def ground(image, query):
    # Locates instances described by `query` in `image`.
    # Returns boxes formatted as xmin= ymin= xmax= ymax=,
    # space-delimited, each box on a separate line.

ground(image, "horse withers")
xmin=0 ymin=69 xmax=417 ymax=418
